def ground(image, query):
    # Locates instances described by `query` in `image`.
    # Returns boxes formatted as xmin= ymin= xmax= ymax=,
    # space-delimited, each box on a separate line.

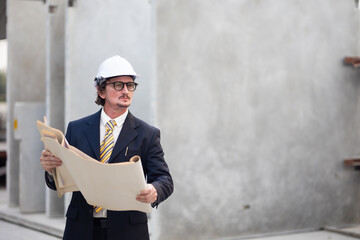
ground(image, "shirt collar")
xmin=100 ymin=108 xmax=128 ymax=128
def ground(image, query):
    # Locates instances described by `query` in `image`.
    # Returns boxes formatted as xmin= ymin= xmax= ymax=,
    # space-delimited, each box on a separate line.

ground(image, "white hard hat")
xmin=94 ymin=55 xmax=137 ymax=86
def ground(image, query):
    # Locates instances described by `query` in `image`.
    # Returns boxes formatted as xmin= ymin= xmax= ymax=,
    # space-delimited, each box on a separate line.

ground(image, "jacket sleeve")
xmin=44 ymin=122 xmax=73 ymax=191
xmin=145 ymin=128 xmax=174 ymax=208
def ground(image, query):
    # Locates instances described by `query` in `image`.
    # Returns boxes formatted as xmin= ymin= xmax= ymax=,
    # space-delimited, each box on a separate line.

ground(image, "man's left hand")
xmin=136 ymin=184 xmax=157 ymax=204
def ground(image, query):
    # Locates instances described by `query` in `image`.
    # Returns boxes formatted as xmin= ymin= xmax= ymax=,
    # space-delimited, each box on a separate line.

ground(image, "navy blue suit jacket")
xmin=45 ymin=110 xmax=173 ymax=240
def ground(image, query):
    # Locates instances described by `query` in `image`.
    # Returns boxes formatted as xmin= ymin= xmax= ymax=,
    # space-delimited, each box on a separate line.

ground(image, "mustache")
xmin=119 ymin=94 xmax=130 ymax=99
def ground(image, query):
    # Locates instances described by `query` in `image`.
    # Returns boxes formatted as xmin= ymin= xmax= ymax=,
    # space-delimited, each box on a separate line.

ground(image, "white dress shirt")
xmin=93 ymin=108 xmax=128 ymax=218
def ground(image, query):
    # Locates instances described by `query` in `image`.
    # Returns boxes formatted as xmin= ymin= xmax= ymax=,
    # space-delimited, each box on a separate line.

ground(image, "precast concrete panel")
xmin=156 ymin=0 xmax=360 ymax=239
xmin=14 ymin=102 xmax=45 ymax=213
xmin=6 ymin=0 xmax=46 ymax=207
xmin=65 ymin=0 xmax=155 ymax=125
xmin=45 ymin=0 xmax=66 ymax=218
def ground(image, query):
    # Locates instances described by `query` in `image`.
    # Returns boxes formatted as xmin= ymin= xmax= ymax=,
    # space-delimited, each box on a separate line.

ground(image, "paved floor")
xmin=0 ymin=184 xmax=64 ymax=239
xmin=0 ymin=222 xmax=358 ymax=240
xmin=0 ymin=186 xmax=64 ymax=238
xmin=240 ymin=231 xmax=359 ymax=240
xmin=0 ymin=219 xmax=60 ymax=240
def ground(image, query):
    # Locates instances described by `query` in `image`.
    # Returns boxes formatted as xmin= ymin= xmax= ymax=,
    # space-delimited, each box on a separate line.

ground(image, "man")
xmin=40 ymin=55 xmax=173 ymax=240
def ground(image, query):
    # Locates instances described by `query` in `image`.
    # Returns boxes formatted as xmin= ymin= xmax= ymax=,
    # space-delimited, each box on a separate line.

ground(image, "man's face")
xmin=98 ymin=76 xmax=135 ymax=114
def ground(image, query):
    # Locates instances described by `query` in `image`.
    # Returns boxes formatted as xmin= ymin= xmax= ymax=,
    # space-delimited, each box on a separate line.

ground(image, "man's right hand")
xmin=40 ymin=150 xmax=62 ymax=174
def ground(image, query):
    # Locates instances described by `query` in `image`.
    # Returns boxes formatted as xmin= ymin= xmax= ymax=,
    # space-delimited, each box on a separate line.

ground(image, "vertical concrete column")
xmin=14 ymin=102 xmax=45 ymax=213
xmin=6 ymin=0 xmax=46 ymax=208
xmin=45 ymin=0 xmax=65 ymax=218
xmin=65 ymin=0 xmax=155 ymax=122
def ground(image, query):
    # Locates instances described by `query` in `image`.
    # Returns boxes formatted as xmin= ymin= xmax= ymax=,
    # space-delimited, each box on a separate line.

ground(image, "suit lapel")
xmin=84 ymin=110 xmax=101 ymax=160
xmin=109 ymin=112 xmax=138 ymax=163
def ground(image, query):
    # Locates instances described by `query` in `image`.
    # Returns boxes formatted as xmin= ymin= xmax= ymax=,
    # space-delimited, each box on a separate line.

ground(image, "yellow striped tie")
xmin=94 ymin=120 xmax=116 ymax=213
xmin=100 ymin=120 xmax=116 ymax=164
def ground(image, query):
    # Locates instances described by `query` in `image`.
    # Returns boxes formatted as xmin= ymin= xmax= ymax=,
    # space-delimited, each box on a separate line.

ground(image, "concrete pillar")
xmin=45 ymin=0 xmax=65 ymax=218
xmin=14 ymin=102 xmax=45 ymax=213
xmin=65 ymin=0 xmax=155 ymax=124
xmin=6 ymin=0 xmax=46 ymax=207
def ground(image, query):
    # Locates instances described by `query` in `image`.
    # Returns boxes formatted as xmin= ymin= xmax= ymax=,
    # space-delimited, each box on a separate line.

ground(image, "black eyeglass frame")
xmin=105 ymin=81 xmax=138 ymax=91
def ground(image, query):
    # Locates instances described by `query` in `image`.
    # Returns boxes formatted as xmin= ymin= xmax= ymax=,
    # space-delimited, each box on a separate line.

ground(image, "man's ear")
xmin=97 ymin=86 xmax=105 ymax=99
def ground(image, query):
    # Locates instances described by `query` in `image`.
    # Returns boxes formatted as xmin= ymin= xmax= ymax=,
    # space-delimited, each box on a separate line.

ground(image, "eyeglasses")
xmin=105 ymin=81 xmax=138 ymax=91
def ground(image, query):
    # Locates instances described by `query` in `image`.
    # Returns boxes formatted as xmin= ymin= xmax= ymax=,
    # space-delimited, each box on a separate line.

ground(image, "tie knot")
xmin=105 ymin=120 xmax=116 ymax=131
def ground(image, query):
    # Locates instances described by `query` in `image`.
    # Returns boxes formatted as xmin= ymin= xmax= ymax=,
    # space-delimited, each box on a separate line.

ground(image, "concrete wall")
xmin=156 ymin=0 xmax=360 ymax=239
xmin=65 ymin=0 xmax=155 ymax=125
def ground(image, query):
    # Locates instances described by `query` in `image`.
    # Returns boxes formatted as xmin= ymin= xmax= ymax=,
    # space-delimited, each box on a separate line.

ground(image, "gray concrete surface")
xmin=240 ymin=231 xmax=359 ymax=240
xmin=14 ymin=102 xmax=45 ymax=213
xmin=45 ymin=0 xmax=66 ymax=218
xmin=0 ymin=187 xmax=64 ymax=238
xmin=6 ymin=0 xmax=47 ymax=209
xmin=0 ymin=217 xmax=358 ymax=240
xmin=0 ymin=219 xmax=60 ymax=240
xmin=65 ymin=0 xmax=155 ymax=123
xmin=156 ymin=0 xmax=360 ymax=239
